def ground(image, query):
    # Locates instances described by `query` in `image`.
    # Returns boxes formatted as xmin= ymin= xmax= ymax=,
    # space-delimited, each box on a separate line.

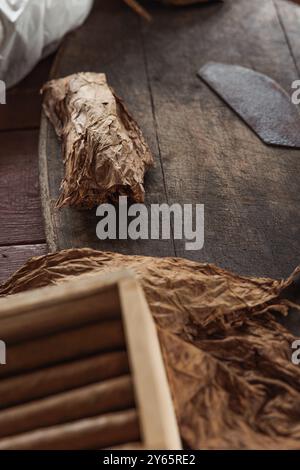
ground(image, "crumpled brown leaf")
xmin=41 ymin=73 xmax=154 ymax=209
xmin=1 ymin=249 xmax=300 ymax=450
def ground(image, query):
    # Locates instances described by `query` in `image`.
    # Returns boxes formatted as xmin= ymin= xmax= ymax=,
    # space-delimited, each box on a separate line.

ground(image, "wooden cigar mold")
xmin=0 ymin=271 xmax=181 ymax=450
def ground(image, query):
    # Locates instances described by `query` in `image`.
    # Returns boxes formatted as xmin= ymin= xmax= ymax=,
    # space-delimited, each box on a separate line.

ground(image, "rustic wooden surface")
xmin=0 ymin=131 xmax=45 ymax=245
xmin=0 ymin=57 xmax=53 ymax=283
xmin=40 ymin=0 xmax=300 ymax=279
xmin=0 ymin=0 xmax=299 ymax=284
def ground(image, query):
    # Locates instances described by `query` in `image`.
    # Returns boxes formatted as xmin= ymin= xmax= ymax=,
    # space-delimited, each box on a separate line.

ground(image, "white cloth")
xmin=0 ymin=0 xmax=93 ymax=88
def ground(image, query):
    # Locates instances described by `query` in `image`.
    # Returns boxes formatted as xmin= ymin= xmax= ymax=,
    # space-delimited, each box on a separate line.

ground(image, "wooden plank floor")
xmin=0 ymin=57 xmax=53 ymax=283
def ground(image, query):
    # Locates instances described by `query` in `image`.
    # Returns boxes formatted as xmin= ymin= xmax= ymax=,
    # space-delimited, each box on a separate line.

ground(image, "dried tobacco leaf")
xmin=1 ymin=249 xmax=300 ymax=450
xmin=42 ymin=73 xmax=154 ymax=209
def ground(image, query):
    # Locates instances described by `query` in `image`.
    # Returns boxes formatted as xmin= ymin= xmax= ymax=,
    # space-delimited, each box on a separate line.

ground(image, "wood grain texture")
xmin=0 ymin=245 xmax=47 ymax=285
xmin=0 ymin=131 xmax=45 ymax=245
xmin=40 ymin=0 xmax=300 ymax=278
xmin=119 ymin=276 xmax=182 ymax=450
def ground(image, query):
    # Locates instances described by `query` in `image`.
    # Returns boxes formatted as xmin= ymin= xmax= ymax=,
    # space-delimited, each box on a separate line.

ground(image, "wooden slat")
xmin=40 ymin=0 xmax=300 ymax=278
xmin=0 ymin=131 xmax=45 ymax=245
xmin=119 ymin=276 xmax=182 ymax=450
xmin=0 ymin=245 xmax=47 ymax=285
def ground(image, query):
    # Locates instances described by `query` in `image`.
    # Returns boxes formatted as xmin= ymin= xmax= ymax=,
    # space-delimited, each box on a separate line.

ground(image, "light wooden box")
xmin=0 ymin=270 xmax=181 ymax=450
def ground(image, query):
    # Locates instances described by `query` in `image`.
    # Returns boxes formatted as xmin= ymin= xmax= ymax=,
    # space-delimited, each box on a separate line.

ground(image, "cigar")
xmin=0 ymin=375 xmax=135 ymax=438
xmin=0 ymin=289 xmax=120 ymax=345
xmin=107 ymin=442 xmax=144 ymax=450
xmin=0 ymin=409 xmax=140 ymax=450
xmin=0 ymin=320 xmax=125 ymax=379
xmin=0 ymin=351 xmax=129 ymax=409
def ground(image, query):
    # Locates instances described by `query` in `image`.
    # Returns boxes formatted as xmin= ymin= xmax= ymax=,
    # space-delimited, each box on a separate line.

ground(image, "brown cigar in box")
xmin=0 ymin=410 xmax=140 ymax=450
xmin=0 ymin=271 xmax=181 ymax=450
xmin=0 ymin=375 xmax=134 ymax=438
xmin=0 ymin=320 xmax=125 ymax=379
xmin=0 ymin=351 xmax=129 ymax=409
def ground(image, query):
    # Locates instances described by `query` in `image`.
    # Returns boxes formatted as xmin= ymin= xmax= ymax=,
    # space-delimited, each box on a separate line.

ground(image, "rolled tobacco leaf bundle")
xmin=42 ymin=73 xmax=154 ymax=209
